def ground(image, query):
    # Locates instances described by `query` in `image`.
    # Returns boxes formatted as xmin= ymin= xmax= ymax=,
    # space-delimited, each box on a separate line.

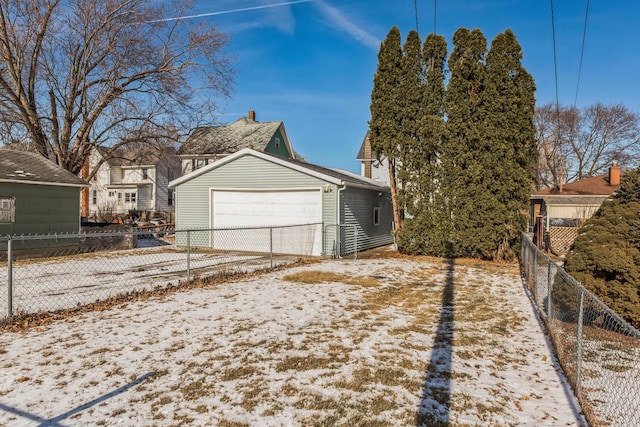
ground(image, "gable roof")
xmin=0 ymin=150 xmax=88 ymax=187
xmin=533 ymin=173 xmax=620 ymax=197
xmin=177 ymin=117 xmax=293 ymax=157
xmin=170 ymin=148 xmax=390 ymax=191
xmin=96 ymin=145 xmax=177 ymax=168
xmin=356 ymin=130 xmax=371 ymax=161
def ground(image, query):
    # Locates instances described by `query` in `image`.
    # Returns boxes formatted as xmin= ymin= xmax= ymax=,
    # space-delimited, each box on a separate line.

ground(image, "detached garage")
xmin=169 ymin=148 xmax=394 ymax=256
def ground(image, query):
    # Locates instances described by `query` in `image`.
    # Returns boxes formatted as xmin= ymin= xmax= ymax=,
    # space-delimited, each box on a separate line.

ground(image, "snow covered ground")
xmin=0 ymin=245 xmax=299 ymax=318
xmin=0 ymin=255 xmax=586 ymax=426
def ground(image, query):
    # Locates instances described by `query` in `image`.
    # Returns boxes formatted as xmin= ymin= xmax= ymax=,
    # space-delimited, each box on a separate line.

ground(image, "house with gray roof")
xmin=0 ymin=150 xmax=88 ymax=237
xmin=177 ymin=110 xmax=300 ymax=175
xmin=169 ymin=148 xmax=394 ymax=257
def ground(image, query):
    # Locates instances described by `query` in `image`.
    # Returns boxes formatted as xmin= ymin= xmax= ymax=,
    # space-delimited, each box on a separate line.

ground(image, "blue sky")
xmin=189 ymin=0 xmax=640 ymax=173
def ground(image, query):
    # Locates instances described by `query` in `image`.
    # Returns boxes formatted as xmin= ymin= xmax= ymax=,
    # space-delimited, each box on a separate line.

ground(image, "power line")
xmin=574 ymin=0 xmax=590 ymax=107
xmin=433 ymin=0 xmax=437 ymax=34
xmin=550 ymin=0 xmax=560 ymax=118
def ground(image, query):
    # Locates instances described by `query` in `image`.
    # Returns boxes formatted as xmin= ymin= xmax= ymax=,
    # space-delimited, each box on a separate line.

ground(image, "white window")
xmin=92 ymin=190 xmax=97 ymax=205
xmin=275 ymin=137 xmax=281 ymax=148
xmin=108 ymin=191 xmax=116 ymax=197
xmin=168 ymin=189 xmax=174 ymax=206
xmin=125 ymin=192 xmax=136 ymax=203
xmin=142 ymin=168 xmax=148 ymax=180
xmin=0 ymin=197 xmax=15 ymax=223
xmin=192 ymin=159 xmax=209 ymax=170
xmin=373 ymin=207 xmax=380 ymax=226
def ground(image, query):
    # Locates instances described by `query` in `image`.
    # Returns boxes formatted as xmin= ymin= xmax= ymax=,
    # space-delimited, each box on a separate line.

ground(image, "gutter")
xmin=0 ymin=179 xmax=88 ymax=188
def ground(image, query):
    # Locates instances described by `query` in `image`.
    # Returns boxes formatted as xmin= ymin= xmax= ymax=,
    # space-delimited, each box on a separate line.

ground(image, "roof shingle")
xmin=0 ymin=150 xmax=87 ymax=186
xmin=177 ymin=118 xmax=282 ymax=156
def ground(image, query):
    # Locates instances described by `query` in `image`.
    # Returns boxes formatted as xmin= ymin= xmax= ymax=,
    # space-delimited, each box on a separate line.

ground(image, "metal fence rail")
xmin=0 ymin=224 xmax=322 ymax=322
xmin=521 ymin=234 xmax=640 ymax=427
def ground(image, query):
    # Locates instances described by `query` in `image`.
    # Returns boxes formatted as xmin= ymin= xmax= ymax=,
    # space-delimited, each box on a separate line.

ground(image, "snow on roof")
xmin=0 ymin=149 xmax=87 ymax=187
xmin=177 ymin=117 xmax=282 ymax=156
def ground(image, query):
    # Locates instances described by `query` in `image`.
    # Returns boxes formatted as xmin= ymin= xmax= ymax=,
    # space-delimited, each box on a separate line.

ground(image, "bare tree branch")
xmin=0 ymin=0 xmax=233 ymax=176
xmin=535 ymin=102 xmax=640 ymax=189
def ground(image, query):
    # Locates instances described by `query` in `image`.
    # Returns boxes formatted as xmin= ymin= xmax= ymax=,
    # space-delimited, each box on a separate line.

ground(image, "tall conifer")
xmin=398 ymin=33 xmax=449 ymax=255
xmin=370 ymin=26 xmax=404 ymax=229
xmin=483 ymin=30 xmax=537 ymax=260
xmin=443 ymin=28 xmax=488 ymax=257
xmin=396 ymin=30 xmax=425 ymax=228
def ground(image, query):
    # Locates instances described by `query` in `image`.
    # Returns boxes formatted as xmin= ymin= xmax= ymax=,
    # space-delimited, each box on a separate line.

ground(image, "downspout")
xmin=336 ymin=183 xmax=346 ymax=258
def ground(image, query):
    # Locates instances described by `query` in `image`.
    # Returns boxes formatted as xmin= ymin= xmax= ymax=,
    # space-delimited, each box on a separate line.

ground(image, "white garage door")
xmin=211 ymin=189 xmax=323 ymax=256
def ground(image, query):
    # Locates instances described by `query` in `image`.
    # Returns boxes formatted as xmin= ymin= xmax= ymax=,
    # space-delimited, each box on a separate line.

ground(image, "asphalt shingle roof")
xmin=98 ymin=146 xmax=177 ymax=167
xmin=262 ymin=151 xmax=389 ymax=190
xmin=177 ymin=118 xmax=282 ymax=156
xmin=0 ymin=150 xmax=87 ymax=186
xmin=533 ymin=173 xmax=620 ymax=196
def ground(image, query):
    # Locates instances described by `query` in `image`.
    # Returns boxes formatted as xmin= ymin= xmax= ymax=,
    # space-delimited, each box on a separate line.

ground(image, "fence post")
xmin=7 ymin=236 xmax=12 ymax=318
xmin=353 ymin=225 xmax=358 ymax=260
xmin=269 ymin=227 xmax=273 ymax=269
xmin=576 ymin=288 xmax=585 ymax=395
xmin=547 ymin=259 xmax=553 ymax=319
xmin=533 ymin=247 xmax=538 ymax=291
xmin=186 ymin=230 xmax=191 ymax=285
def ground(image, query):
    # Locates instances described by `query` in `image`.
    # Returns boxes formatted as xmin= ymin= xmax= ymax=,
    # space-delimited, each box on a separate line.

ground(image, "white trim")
xmin=170 ymin=148 xmax=343 ymax=188
xmin=0 ymin=179 xmax=88 ymax=188
xmin=169 ymin=148 xmax=390 ymax=193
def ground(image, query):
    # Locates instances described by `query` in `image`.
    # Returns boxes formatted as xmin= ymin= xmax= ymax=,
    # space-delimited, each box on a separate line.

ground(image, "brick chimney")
xmin=248 ymin=110 xmax=256 ymax=121
xmin=363 ymin=136 xmax=372 ymax=178
xmin=609 ymin=163 xmax=621 ymax=186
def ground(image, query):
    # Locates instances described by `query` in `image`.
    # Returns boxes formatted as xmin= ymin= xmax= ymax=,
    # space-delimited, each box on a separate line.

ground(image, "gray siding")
xmin=338 ymin=186 xmax=394 ymax=254
xmin=174 ymin=155 xmax=337 ymax=250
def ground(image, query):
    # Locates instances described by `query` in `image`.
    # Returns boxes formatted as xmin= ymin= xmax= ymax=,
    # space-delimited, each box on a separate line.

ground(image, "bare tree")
xmin=535 ymin=103 xmax=640 ymax=189
xmin=0 ymin=0 xmax=233 ymax=178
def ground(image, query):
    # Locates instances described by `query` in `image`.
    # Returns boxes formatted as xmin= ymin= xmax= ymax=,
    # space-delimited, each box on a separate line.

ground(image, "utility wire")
xmin=574 ymin=0 xmax=590 ymax=107
xmin=550 ymin=0 xmax=560 ymax=119
xmin=433 ymin=0 xmax=437 ymax=34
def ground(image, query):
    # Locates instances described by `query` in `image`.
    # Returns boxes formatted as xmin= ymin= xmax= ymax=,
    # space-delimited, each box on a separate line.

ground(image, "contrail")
xmin=153 ymin=0 xmax=314 ymax=23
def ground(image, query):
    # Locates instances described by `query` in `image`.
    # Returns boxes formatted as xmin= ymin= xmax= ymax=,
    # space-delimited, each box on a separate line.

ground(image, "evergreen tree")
xmin=398 ymin=33 xmax=449 ymax=255
xmin=481 ymin=29 xmax=537 ymax=260
xmin=442 ymin=28 xmax=488 ymax=258
xmin=563 ymin=168 xmax=640 ymax=330
xmin=396 ymin=30 xmax=425 ymax=220
xmin=369 ymin=27 xmax=404 ymax=229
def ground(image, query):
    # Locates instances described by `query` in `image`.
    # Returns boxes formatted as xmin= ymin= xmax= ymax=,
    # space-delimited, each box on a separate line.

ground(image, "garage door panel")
xmin=211 ymin=189 xmax=323 ymax=255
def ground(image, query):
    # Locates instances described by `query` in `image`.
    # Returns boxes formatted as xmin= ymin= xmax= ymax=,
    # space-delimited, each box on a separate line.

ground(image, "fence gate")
xmin=324 ymin=224 xmax=358 ymax=259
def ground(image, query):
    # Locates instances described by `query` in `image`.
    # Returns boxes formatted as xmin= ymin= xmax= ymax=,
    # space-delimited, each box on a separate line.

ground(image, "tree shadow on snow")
xmin=415 ymin=243 xmax=455 ymax=427
xmin=0 ymin=372 xmax=154 ymax=426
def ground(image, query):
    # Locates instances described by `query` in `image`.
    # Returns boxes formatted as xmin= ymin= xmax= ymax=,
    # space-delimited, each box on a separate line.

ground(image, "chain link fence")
xmin=0 ymin=224 xmax=322 ymax=322
xmin=521 ymin=234 xmax=640 ymax=427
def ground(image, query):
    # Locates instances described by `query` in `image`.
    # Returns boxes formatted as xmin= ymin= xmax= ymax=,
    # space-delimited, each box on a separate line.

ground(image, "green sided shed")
xmin=0 ymin=150 xmax=88 ymax=239
xmin=169 ymin=148 xmax=394 ymax=256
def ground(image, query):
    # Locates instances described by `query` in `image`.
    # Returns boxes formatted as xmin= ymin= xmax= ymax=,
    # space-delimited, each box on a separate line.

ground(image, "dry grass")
xmin=283 ymin=270 xmax=380 ymax=287
xmin=0 ymin=255 xmax=581 ymax=427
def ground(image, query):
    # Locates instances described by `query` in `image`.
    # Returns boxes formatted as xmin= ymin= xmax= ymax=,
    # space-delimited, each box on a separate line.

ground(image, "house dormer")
xmin=177 ymin=110 xmax=301 ymax=175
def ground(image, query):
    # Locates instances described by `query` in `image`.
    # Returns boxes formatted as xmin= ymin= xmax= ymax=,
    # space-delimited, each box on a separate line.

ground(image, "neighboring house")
xmin=0 ymin=150 xmax=88 ymax=239
xmin=356 ymin=131 xmax=390 ymax=185
xmin=177 ymin=110 xmax=301 ymax=175
xmin=87 ymin=145 xmax=180 ymax=219
xmin=169 ymin=148 xmax=394 ymax=257
xmin=529 ymin=164 xmax=622 ymax=255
